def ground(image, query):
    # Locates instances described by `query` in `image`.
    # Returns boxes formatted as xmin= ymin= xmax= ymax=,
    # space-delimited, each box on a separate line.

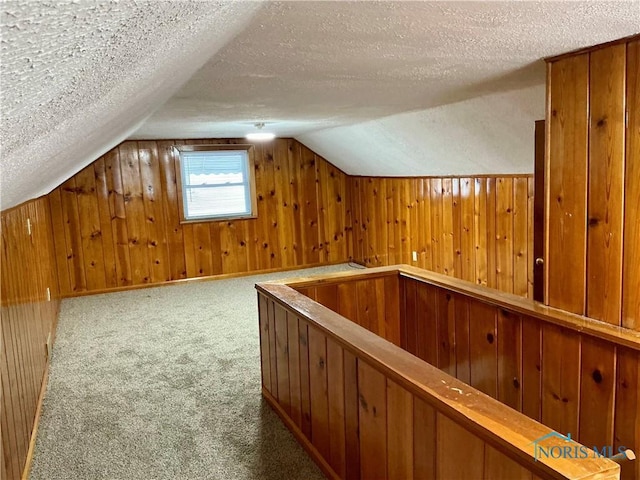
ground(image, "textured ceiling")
xmin=134 ymin=1 xmax=640 ymax=140
xmin=2 ymin=1 xmax=639 ymax=209
xmin=0 ymin=0 xmax=263 ymax=208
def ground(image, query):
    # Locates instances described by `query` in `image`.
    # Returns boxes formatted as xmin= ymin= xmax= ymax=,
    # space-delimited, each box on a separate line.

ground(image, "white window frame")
xmin=174 ymin=144 xmax=257 ymax=223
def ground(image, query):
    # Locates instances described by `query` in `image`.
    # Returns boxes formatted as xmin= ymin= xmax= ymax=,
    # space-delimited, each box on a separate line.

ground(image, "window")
xmin=175 ymin=145 xmax=257 ymax=222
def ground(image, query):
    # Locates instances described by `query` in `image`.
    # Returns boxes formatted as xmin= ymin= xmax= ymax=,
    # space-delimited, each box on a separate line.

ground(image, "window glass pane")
xmin=184 ymin=185 xmax=249 ymax=219
xmin=180 ymin=149 xmax=252 ymax=220
xmin=182 ymin=151 xmax=246 ymax=186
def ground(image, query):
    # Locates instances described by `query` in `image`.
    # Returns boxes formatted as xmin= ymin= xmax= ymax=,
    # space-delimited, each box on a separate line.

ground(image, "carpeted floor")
xmin=30 ymin=264 xmax=359 ymax=480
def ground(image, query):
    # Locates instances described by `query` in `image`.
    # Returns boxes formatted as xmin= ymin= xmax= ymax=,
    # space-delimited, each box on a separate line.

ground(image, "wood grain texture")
xmin=350 ymin=174 xmax=533 ymax=297
xmin=541 ymin=324 xmax=581 ymax=436
xmin=258 ymin=269 xmax=626 ymax=480
xmin=1 ymin=197 xmax=60 ymax=480
xmin=48 ymin=139 xmax=350 ymax=296
xmin=386 ymin=380 xmax=413 ymax=479
xmin=586 ymin=44 xmax=626 ymax=325
xmin=357 ymin=361 xmax=387 ymax=480
xmin=546 ymin=54 xmax=589 ymax=314
xmin=614 ymin=348 xmax=640 ymax=480
xmin=623 ymin=40 xmax=640 ymax=330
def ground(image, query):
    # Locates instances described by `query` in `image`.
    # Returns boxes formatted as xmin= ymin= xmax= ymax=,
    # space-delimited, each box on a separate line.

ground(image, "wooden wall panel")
xmin=357 ymin=361 xmax=387 ymax=480
xmin=546 ymin=37 xmax=640 ymax=331
xmin=546 ymin=53 xmax=589 ymax=314
xmin=1 ymin=197 xmax=60 ymax=480
xmin=48 ymin=138 xmax=351 ymax=296
xmin=622 ymin=40 xmax=640 ymax=330
xmin=614 ymin=348 xmax=640 ymax=480
xmin=396 ymin=272 xmax=639 ymax=471
xmin=540 ymin=324 xmax=581 ymax=436
xmin=351 ymin=174 xmax=533 ymax=297
xmin=586 ymin=45 xmax=626 ymax=325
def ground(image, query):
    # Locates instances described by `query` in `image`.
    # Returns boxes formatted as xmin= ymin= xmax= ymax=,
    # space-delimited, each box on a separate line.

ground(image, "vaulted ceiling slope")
xmin=133 ymin=1 xmax=639 ymax=177
xmin=0 ymin=1 xmax=264 ymax=209
xmin=2 ymin=1 xmax=639 ymax=209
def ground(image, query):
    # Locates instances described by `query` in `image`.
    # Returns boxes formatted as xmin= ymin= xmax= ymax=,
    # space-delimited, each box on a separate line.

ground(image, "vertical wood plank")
xmin=497 ymin=309 xmax=522 ymax=411
xmin=579 ymin=336 xmax=616 ymax=448
xmin=547 ymin=54 xmax=589 ymax=314
xmin=119 ymin=141 xmax=151 ymax=284
xmin=460 ymin=177 xmax=475 ymax=282
xmin=474 ymin=177 xmax=488 ymax=287
xmin=586 ymin=44 xmax=626 ymax=325
xmin=308 ymin=326 xmax=330 ymax=460
xmin=430 ymin=178 xmax=442 ymax=274
xmin=413 ymin=396 xmax=436 ymax=480
xmin=436 ymin=289 xmax=456 ymax=376
xmin=75 ymin=165 xmax=107 ymax=291
xmin=415 ymin=282 xmax=438 ymax=366
xmin=469 ymin=301 xmax=498 ymax=398
xmin=104 ymin=147 xmax=132 ymax=286
xmin=157 ymin=141 xmax=186 ymax=281
xmin=436 ymin=414 xmax=485 ymax=479
xmin=386 ymin=380 xmax=413 ymax=480
xmin=454 ymin=295 xmax=471 ymax=384
xmin=521 ymin=316 xmax=542 ymax=421
xmin=486 ymin=178 xmax=497 ymax=289
xmin=287 ymin=313 xmax=302 ymax=428
xmin=138 ymin=141 xmax=171 ymax=283
xmin=93 ymin=158 xmax=118 ymax=288
xmin=404 ymin=279 xmax=418 ymax=357
xmin=441 ymin=178 xmax=455 ymax=277
xmin=258 ymin=294 xmax=272 ymax=394
xmin=274 ymin=304 xmax=291 ymax=415
xmin=622 ymin=40 xmax=640 ymax=331
xmin=358 ymin=361 xmax=387 ymax=480
xmin=326 ymin=339 xmax=346 ymax=478
xmin=267 ymin=299 xmax=279 ymax=401
xmin=541 ymin=324 xmax=581 ymax=436
xmin=496 ymin=177 xmax=514 ymax=293
xmin=383 ymin=275 xmax=401 ymax=347
xmin=513 ymin=177 xmax=529 ymax=297
xmin=343 ymin=351 xmax=360 ymax=480
xmin=614 ymin=348 xmax=640 ymax=480
xmin=298 ymin=320 xmax=312 ymax=439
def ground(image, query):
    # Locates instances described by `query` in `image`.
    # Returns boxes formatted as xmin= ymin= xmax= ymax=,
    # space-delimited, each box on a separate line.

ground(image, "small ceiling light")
xmin=246 ymin=122 xmax=275 ymax=141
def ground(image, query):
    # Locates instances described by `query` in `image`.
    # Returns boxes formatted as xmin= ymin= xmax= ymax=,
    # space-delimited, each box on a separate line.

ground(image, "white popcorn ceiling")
xmin=0 ymin=0 xmax=263 ymax=208
xmin=2 ymin=1 xmax=639 ymax=208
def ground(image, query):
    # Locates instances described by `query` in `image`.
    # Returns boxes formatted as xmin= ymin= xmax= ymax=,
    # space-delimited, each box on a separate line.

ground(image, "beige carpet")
xmin=30 ymin=264 xmax=359 ymax=480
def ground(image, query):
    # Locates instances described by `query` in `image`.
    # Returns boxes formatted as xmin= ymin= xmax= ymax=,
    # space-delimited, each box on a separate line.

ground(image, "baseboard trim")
xmin=21 ymin=362 xmax=50 ymax=480
xmin=261 ymin=387 xmax=339 ymax=480
xmin=62 ymin=260 xmax=354 ymax=298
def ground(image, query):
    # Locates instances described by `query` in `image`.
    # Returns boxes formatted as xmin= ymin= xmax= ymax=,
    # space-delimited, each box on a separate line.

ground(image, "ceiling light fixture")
xmin=245 ymin=122 xmax=275 ymax=141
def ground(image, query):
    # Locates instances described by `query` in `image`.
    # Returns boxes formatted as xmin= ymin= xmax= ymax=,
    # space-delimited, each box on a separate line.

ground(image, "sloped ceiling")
xmin=2 ymin=1 xmax=639 ymax=209
xmin=0 ymin=1 xmax=264 ymax=209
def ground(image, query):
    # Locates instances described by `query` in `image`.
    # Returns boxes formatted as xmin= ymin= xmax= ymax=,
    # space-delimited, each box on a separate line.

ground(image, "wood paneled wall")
xmin=350 ymin=175 xmax=534 ymax=297
xmin=546 ymin=36 xmax=640 ymax=330
xmin=47 ymin=138 xmax=350 ymax=296
xmin=258 ymin=271 xmax=623 ymax=480
xmin=1 ymin=197 xmax=60 ymax=480
xmin=399 ymin=275 xmax=639 ymax=480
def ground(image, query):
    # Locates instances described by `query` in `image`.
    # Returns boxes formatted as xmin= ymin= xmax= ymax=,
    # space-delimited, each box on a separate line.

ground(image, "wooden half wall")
xmin=1 ymin=197 xmax=60 ymax=480
xmin=47 ymin=138 xmax=350 ymax=296
xmin=350 ymin=175 xmax=534 ymax=297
